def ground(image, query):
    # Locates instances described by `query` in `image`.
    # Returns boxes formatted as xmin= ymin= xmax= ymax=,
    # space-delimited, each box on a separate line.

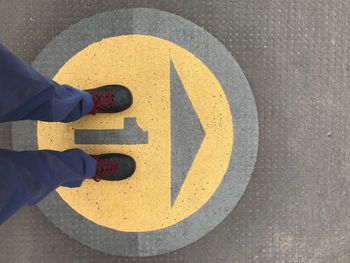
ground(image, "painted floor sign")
xmin=12 ymin=8 xmax=258 ymax=257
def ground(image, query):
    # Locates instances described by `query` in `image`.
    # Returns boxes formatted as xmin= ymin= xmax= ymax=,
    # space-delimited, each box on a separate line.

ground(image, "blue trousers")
xmin=0 ymin=44 xmax=98 ymax=224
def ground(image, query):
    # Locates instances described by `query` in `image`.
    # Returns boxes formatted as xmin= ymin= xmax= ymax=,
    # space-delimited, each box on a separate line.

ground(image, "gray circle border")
xmin=11 ymin=8 xmax=259 ymax=257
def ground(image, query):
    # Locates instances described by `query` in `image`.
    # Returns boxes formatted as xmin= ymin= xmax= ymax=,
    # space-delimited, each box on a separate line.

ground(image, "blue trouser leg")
xmin=0 ymin=149 xmax=97 ymax=225
xmin=0 ymin=44 xmax=97 ymax=224
xmin=0 ymin=43 xmax=94 ymax=122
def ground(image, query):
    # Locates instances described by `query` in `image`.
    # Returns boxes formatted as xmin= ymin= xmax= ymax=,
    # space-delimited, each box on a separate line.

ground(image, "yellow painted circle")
xmin=37 ymin=35 xmax=234 ymax=232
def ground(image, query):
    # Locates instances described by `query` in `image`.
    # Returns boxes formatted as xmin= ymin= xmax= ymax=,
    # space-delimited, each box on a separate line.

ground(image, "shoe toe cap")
xmin=115 ymin=86 xmax=133 ymax=110
xmin=118 ymin=155 xmax=136 ymax=180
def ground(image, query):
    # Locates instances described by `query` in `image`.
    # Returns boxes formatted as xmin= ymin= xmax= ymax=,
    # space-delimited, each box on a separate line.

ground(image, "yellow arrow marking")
xmin=37 ymin=35 xmax=234 ymax=232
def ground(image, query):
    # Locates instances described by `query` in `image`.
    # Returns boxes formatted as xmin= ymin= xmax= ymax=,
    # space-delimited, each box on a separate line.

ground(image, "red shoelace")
xmin=92 ymin=156 xmax=118 ymax=182
xmin=89 ymin=92 xmax=116 ymax=115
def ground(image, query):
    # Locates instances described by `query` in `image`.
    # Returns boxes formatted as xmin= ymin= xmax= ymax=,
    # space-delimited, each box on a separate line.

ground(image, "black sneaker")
xmin=90 ymin=153 xmax=136 ymax=181
xmin=86 ymin=85 xmax=133 ymax=115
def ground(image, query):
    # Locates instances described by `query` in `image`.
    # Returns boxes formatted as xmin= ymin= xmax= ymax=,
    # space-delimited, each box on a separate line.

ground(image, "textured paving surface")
xmin=1 ymin=0 xmax=350 ymax=262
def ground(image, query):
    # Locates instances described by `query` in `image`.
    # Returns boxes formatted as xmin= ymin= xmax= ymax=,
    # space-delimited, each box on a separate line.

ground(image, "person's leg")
xmin=0 ymin=148 xmax=97 ymax=224
xmin=0 ymin=43 xmax=93 ymax=123
xmin=0 ymin=44 xmax=136 ymax=225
